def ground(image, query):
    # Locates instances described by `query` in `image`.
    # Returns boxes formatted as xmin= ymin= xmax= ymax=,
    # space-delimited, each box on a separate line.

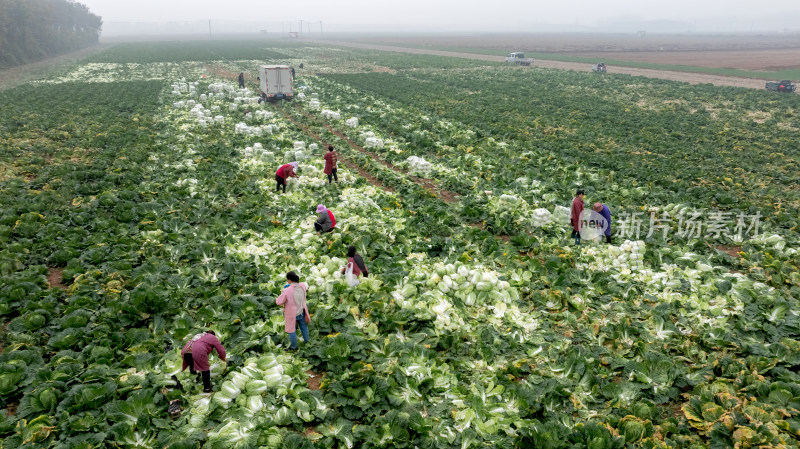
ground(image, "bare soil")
xmin=205 ymin=64 xmax=240 ymax=80
xmin=335 ymin=33 xmax=800 ymax=71
xmin=577 ymin=48 xmax=800 ymax=71
xmin=306 ymin=370 xmax=322 ymax=391
xmin=278 ymin=107 xmax=395 ymax=192
xmin=715 ymin=245 xmax=742 ymax=258
xmin=312 ymin=39 xmax=784 ymax=89
xmin=290 ymin=104 xmax=461 ymax=202
xmin=0 ymin=321 xmax=7 ymax=354
xmin=372 ymin=66 xmax=397 ymax=73
xmin=323 ymin=122 xmax=459 ymax=202
xmin=0 ymin=44 xmax=110 ymax=91
xmin=47 ymin=267 xmax=68 ymax=290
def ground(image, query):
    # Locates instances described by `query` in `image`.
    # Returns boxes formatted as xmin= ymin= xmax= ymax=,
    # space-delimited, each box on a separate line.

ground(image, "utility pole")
xmin=319 ymin=21 xmax=322 ymax=34
xmin=208 ymin=19 xmax=212 ymax=39
xmin=300 ymin=20 xmax=303 ymax=37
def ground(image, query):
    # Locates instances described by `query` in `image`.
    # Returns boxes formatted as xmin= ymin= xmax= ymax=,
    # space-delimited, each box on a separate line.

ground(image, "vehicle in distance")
xmin=765 ymin=80 xmax=796 ymax=93
xmin=505 ymin=52 xmax=534 ymax=66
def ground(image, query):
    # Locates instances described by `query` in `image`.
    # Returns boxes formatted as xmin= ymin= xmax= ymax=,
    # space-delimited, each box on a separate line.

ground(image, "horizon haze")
xmin=79 ymin=0 xmax=800 ymax=35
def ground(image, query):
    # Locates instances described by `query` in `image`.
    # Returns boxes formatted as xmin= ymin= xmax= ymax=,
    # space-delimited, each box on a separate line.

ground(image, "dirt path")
xmin=306 ymin=370 xmax=322 ymax=390
xmin=0 ymin=44 xmax=111 ymax=91
xmin=47 ymin=268 xmax=68 ymax=290
xmin=309 ymin=40 xmax=771 ymax=90
xmin=292 ymin=105 xmax=460 ymax=203
xmin=275 ymin=105 xmax=395 ymax=192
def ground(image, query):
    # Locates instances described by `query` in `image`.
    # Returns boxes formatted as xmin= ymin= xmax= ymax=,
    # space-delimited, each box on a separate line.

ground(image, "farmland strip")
xmin=293 ymin=104 xmax=460 ymax=203
xmin=273 ymin=104 xmax=395 ymax=192
xmin=309 ymin=39 xmax=772 ymax=89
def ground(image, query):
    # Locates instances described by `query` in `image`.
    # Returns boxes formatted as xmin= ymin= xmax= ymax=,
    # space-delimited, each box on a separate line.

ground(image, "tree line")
xmin=0 ymin=0 xmax=102 ymax=68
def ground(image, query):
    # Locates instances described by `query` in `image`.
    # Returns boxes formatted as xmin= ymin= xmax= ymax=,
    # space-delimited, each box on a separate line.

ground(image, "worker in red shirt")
xmin=323 ymin=145 xmax=338 ymax=184
xmin=342 ymin=245 xmax=369 ymax=278
xmin=181 ymin=331 xmax=226 ymax=393
xmin=570 ymin=189 xmax=585 ymax=245
xmin=275 ymin=161 xmax=299 ymax=193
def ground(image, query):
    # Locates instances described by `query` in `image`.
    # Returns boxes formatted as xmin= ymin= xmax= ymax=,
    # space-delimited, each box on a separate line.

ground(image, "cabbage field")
xmin=1 ymin=40 xmax=800 ymax=449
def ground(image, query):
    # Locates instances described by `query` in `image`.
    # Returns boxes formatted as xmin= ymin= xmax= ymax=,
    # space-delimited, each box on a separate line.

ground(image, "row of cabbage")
xmin=159 ymin=75 xmax=551 ymax=448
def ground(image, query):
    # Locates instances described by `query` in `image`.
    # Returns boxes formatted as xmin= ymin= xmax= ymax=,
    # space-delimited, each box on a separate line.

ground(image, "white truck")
xmin=258 ymin=65 xmax=293 ymax=102
xmin=504 ymin=52 xmax=534 ymax=66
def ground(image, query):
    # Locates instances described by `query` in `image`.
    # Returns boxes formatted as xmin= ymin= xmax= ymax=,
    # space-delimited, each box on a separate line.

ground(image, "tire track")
xmin=292 ymin=104 xmax=460 ymax=203
xmin=273 ymin=105 xmax=395 ymax=193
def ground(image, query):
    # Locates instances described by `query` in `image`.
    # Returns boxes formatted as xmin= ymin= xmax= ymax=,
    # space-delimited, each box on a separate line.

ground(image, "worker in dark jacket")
xmin=342 ymin=245 xmax=369 ymax=278
xmin=238 ymin=72 xmax=245 ymax=89
xmin=181 ymin=331 xmax=226 ymax=393
xmin=314 ymin=204 xmax=335 ymax=233
xmin=593 ymin=202 xmax=612 ymax=244
xmin=570 ymin=189 xmax=585 ymax=245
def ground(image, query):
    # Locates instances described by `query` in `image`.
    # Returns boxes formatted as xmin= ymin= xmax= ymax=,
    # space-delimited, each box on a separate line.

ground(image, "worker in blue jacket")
xmin=593 ymin=202 xmax=612 ymax=244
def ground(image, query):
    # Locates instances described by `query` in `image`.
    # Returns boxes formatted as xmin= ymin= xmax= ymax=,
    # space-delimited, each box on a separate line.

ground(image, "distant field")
xmin=332 ymin=33 xmax=800 ymax=79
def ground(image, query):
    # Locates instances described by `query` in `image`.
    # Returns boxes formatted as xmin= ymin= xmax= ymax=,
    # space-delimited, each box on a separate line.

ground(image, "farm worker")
xmin=342 ymin=245 xmax=369 ymax=278
xmin=593 ymin=202 xmax=612 ymax=244
xmin=323 ymin=145 xmax=338 ymax=184
xmin=181 ymin=331 xmax=226 ymax=393
xmin=275 ymin=271 xmax=311 ymax=350
xmin=275 ymin=161 xmax=299 ymax=193
xmin=291 ymin=66 xmax=296 ymax=78
xmin=570 ymin=189 xmax=585 ymax=245
xmin=314 ymin=204 xmax=336 ymax=233
xmin=238 ymin=72 xmax=245 ymax=89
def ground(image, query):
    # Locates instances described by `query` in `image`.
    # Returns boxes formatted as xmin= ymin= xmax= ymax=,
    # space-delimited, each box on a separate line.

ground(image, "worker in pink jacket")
xmin=276 ymin=271 xmax=311 ymax=350
xmin=181 ymin=331 xmax=226 ymax=393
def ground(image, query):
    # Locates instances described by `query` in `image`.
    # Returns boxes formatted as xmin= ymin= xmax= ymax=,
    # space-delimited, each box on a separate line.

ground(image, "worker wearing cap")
xmin=593 ymin=202 xmax=612 ymax=244
xmin=314 ymin=204 xmax=335 ymax=233
xmin=570 ymin=189 xmax=585 ymax=245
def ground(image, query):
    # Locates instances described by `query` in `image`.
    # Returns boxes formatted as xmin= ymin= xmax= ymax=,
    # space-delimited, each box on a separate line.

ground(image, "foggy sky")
xmin=79 ymin=0 xmax=799 ymax=32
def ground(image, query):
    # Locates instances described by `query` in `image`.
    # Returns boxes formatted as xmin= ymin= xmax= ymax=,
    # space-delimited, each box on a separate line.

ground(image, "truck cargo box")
xmin=259 ymin=65 xmax=293 ymax=101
